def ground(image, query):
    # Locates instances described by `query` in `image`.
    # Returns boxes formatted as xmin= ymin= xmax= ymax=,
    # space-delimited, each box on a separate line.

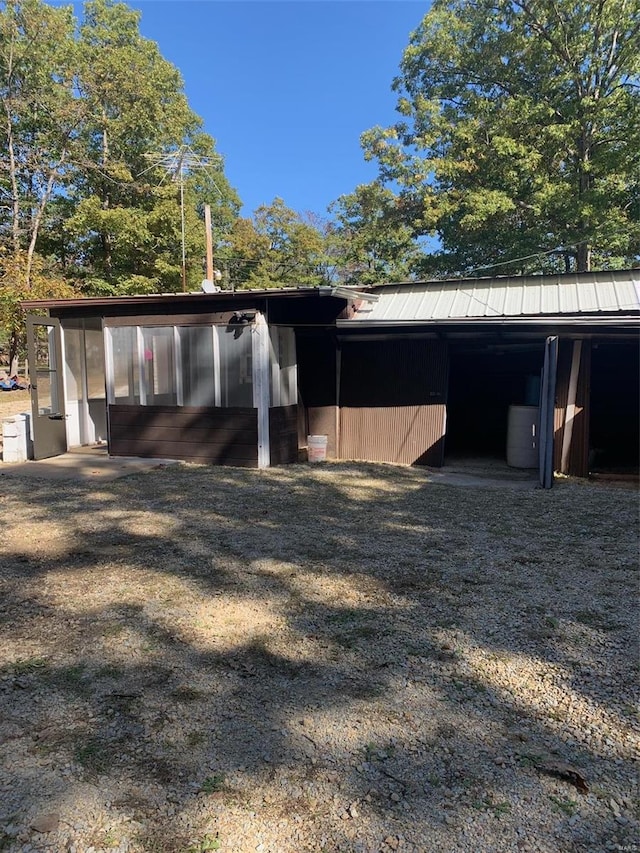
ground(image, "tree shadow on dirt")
xmin=0 ymin=462 xmax=637 ymax=852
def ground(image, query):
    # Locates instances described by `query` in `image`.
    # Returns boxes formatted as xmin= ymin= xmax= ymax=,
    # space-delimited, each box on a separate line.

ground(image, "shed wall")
xmin=269 ymin=405 xmax=299 ymax=465
xmin=108 ymin=404 xmax=259 ymax=466
xmin=296 ymin=331 xmax=338 ymax=458
xmin=338 ymin=340 xmax=449 ymax=466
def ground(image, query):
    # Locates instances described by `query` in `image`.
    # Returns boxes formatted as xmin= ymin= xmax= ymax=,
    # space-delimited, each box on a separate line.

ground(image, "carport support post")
xmin=560 ymin=340 xmax=582 ymax=474
xmin=252 ymin=312 xmax=271 ymax=468
xmin=539 ymin=336 xmax=558 ymax=489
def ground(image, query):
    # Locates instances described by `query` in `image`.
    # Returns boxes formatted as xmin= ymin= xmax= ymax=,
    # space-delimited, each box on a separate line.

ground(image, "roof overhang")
xmin=20 ymin=285 xmax=346 ymax=312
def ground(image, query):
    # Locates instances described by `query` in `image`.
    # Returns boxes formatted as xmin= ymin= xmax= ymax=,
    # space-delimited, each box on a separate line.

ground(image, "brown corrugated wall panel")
xmin=339 ymin=340 xmax=449 ymax=466
xmin=108 ymin=404 xmax=259 ymax=466
xmin=269 ymin=405 xmax=299 ymax=465
xmin=340 ymin=404 xmax=447 ymax=466
xmin=553 ymin=340 xmax=590 ymax=477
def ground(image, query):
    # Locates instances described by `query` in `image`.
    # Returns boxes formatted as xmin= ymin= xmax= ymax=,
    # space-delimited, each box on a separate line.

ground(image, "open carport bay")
xmin=445 ymin=340 xmax=544 ymax=461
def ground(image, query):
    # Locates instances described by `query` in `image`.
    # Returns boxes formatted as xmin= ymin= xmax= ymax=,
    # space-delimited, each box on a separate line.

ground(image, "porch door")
xmin=26 ymin=316 xmax=67 ymax=459
xmin=539 ymin=335 xmax=558 ymax=489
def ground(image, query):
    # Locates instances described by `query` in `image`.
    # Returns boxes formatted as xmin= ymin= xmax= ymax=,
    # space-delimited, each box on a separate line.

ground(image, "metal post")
xmin=180 ymin=174 xmax=187 ymax=292
xmin=204 ymin=203 xmax=214 ymax=282
xmin=252 ymin=313 xmax=271 ymax=469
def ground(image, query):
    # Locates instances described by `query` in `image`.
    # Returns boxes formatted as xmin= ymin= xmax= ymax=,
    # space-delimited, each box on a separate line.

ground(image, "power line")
xmin=464 ymin=245 xmax=566 ymax=275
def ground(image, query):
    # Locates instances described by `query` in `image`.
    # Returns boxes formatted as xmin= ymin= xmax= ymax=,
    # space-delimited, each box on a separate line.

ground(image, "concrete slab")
xmin=0 ymin=446 xmax=180 ymax=482
xmin=421 ymin=469 xmax=539 ymax=489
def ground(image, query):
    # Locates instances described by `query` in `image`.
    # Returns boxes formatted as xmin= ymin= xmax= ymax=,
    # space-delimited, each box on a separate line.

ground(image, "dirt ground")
xmin=0 ymin=459 xmax=638 ymax=853
xmin=0 ymin=388 xmax=31 ymax=418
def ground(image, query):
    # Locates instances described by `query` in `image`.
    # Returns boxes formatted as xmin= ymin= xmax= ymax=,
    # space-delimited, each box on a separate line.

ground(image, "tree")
xmin=329 ymin=183 xmax=422 ymax=285
xmin=0 ymin=249 xmax=77 ymax=368
xmin=0 ymin=0 xmax=80 ymax=285
xmin=66 ymin=0 xmax=240 ymax=294
xmin=224 ymin=198 xmax=329 ymax=289
xmin=0 ymin=0 xmax=240 ymax=299
xmin=360 ymin=0 xmax=640 ymax=275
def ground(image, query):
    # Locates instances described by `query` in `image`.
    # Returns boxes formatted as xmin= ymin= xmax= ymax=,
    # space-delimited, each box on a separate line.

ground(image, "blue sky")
xmin=129 ymin=1 xmax=429 ymax=218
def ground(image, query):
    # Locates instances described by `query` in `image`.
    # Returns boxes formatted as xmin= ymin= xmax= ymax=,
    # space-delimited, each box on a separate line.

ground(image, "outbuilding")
xmin=322 ymin=270 xmax=639 ymax=486
xmin=22 ymin=287 xmax=345 ymax=468
xmin=22 ymin=269 xmax=639 ymax=486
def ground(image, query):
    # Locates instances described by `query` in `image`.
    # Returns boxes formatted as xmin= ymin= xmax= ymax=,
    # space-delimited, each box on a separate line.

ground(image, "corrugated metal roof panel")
xmin=595 ymin=278 xmax=618 ymax=311
xmin=503 ymin=283 xmax=523 ymax=316
xmin=349 ymin=271 xmax=640 ymax=323
xmin=576 ymin=278 xmax=598 ymax=311
xmin=540 ymin=281 xmax=560 ymax=314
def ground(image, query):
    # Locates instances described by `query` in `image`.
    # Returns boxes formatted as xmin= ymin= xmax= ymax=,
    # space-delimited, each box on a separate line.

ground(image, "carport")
xmin=337 ymin=270 xmax=640 ymax=485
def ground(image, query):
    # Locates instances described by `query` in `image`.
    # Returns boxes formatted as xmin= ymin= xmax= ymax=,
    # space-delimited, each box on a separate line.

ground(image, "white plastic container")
xmin=2 ymin=413 xmax=29 ymax=463
xmin=506 ymin=405 xmax=539 ymax=468
xmin=307 ymin=434 xmax=328 ymax=463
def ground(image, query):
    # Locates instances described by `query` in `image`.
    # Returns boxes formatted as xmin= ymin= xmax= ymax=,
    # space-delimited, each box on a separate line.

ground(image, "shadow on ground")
xmin=0 ymin=462 xmax=637 ymax=852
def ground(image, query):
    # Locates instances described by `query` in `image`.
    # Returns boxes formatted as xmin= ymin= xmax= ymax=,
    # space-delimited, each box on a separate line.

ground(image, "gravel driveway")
xmin=0 ymin=462 xmax=637 ymax=853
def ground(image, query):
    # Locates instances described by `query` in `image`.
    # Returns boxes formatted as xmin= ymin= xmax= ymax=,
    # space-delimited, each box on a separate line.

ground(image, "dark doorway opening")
xmin=589 ymin=340 xmax=639 ymax=474
xmin=445 ymin=341 xmax=545 ymax=463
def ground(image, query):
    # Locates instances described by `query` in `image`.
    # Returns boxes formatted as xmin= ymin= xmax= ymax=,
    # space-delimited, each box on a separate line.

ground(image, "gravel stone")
xmin=0 ymin=464 xmax=637 ymax=852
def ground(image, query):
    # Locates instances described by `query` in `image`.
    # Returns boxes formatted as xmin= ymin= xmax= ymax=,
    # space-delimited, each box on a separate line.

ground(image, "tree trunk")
xmin=25 ymin=153 xmax=66 ymax=286
xmin=576 ymin=129 xmax=592 ymax=273
xmin=100 ymin=118 xmax=113 ymax=276
xmin=8 ymin=330 xmax=20 ymax=376
xmin=576 ymin=242 xmax=591 ymax=272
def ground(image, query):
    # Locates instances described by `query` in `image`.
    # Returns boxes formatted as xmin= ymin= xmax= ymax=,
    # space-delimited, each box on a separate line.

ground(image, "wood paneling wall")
xmin=340 ymin=404 xmax=446 ymax=466
xmin=338 ymin=340 xmax=449 ymax=466
xmin=108 ymin=404 xmax=259 ymax=466
xmin=269 ymin=405 xmax=299 ymax=465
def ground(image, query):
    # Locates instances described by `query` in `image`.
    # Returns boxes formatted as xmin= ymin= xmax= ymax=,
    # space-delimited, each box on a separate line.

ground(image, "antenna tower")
xmin=141 ymin=145 xmax=221 ymax=291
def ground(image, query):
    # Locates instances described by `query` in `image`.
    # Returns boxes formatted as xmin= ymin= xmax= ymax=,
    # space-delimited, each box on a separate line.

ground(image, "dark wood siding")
xmin=338 ymin=339 xmax=449 ymax=466
xmin=553 ymin=340 xmax=590 ymax=477
xmin=108 ymin=404 xmax=258 ymax=466
xmin=269 ymin=405 xmax=299 ymax=465
xmin=296 ymin=331 xmax=338 ymax=458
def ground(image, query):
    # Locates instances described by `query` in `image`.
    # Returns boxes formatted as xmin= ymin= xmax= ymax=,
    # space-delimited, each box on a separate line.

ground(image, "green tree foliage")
xmin=0 ymin=0 xmax=240 ymax=301
xmin=0 ymin=0 xmax=80 ymax=282
xmin=223 ymin=198 xmax=330 ymax=289
xmin=329 ymin=183 xmax=422 ymax=285
xmin=0 ymin=249 xmax=77 ymax=366
xmin=66 ymin=0 xmax=240 ymax=294
xmin=359 ymin=0 xmax=640 ymax=275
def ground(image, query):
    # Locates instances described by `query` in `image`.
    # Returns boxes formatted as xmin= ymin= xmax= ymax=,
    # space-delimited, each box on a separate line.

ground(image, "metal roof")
xmin=346 ymin=270 xmax=640 ymax=325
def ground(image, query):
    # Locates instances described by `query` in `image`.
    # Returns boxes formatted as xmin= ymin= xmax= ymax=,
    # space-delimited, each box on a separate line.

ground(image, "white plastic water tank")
xmin=506 ymin=405 xmax=539 ymax=468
